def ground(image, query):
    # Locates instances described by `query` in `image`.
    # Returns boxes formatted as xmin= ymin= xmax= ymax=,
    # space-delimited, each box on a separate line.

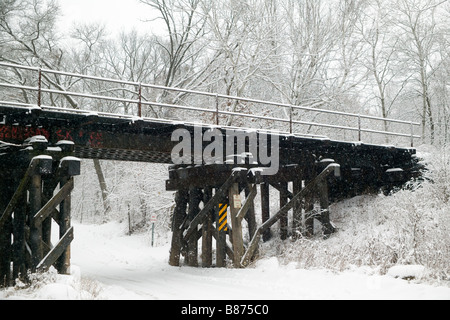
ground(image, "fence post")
xmin=410 ymin=121 xmax=414 ymax=148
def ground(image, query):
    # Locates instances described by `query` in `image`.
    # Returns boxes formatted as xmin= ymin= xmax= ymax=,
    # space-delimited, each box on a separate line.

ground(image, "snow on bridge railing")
xmin=0 ymin=62 xmax=421 ymax=147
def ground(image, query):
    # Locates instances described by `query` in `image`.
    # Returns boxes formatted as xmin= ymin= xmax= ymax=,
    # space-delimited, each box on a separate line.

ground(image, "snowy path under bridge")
xmin=2 ymin=221 xmax=449 ymax=300
xmin=63 ymin=222 xmax=450 ymax=300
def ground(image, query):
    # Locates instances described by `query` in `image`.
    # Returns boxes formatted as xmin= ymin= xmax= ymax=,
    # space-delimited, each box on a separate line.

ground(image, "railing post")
xmin=410 ymin=121 xmax=414 ymax=148
xmin=37 ymin=68 xmax=42 ymax=107
xmin=215 ymin=94 xmax=219 ymax=125
xmin=358 ymin=114 xmax=362 ymax=141
xmin=138 ymin=83 xmax=142 ymax=117
xmin=289 ymin=106 xmax=293 ymax=134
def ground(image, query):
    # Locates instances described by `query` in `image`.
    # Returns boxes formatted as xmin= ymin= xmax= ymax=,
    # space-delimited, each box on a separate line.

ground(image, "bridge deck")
xmin=0 ymin=104 xmax=415 ymax=162
xmin=0 ymin=104 xmax=420 ymax=199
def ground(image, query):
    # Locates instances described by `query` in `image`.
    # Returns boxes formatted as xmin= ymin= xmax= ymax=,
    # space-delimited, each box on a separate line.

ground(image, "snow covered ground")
xmin=1 ymin=221 xmax=449 ymax=300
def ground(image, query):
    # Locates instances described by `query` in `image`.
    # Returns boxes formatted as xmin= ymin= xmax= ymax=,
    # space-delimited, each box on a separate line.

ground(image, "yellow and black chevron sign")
xmin=218 ymin=203 xmax=228 ymax=232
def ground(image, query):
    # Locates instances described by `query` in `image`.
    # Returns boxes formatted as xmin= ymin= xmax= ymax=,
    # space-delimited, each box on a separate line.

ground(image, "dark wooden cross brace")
xmin=174 ymin=170 xmax=242 ymax=267
xmin=169 ymin=168 xmax=260 ymax=268
xmin=241 ymin=163 xmax=340 ymax=268
xmin=0 ymin=151 xmax=80 ymax=286
xmin=0 ymin=157 xmax=44 ymax=285
xmin=0 ymin=158 xmax=44 ymax=231
xmin=29 ymin=156 xmax=80 ymax=274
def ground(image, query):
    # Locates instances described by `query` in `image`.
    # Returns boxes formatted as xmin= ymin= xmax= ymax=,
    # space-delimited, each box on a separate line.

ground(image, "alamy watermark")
xmin=171 ymin=127 xmax=279 ymax=176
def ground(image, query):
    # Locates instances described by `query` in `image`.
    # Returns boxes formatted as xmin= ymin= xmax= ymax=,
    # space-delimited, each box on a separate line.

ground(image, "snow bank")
xmin=387 ymin=265 xmax=426 ymax=280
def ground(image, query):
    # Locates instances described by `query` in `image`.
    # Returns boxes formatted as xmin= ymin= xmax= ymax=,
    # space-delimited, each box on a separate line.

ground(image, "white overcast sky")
xmin=58 ymin=0 xmax=162 ymax=36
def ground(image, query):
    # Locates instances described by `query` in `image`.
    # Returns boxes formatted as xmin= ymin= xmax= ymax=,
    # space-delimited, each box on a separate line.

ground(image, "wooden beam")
xmin=12 ymin=191 xmax=26 ymax=282
xmin=229 ymin=183 xmax=244 ymax=268
xmin=269 ymin=181 xmax=294 ymax=199
xmin=56 ymin=175 xmax=73 ymax=274
xmin=279 ymin=181 xmax=289 ymax=240
xmin=42 ymin=181 xmax=55 ymax=251
xmin=292 ymin=176 xmax=302 ymax=240
xmin=211 ymin=224 xmax=234 ymax=261
xmin=201 ymin=187 xmax=213 ymax=268
xmin=260 ymin=181 xmax=271 ymax=242
xmin=0 ymin=170 xmax=14 ymax=287
xmin=244 ymin=184 xmax=257 ymax=245
xmin=215 ymin=201 xmax=227 ymax=268
xmin=241 ymin=163 xmax=340 ymax=267
xmin=37 ymin=227 xmax=74 ymax=272
xmin=260 ymin=164 xmax=338 ymax=233
xmin=317 ymin=180 xmax=336 ymax=238
xmin=0 ymin=214 xmax=12 ymax=287
xmin=0 ymin=162 xmax=35 ymax=230
xmin=236 ymin=184 xmax=257 ymax=221
xmin=169 ymin=189 xmax=188 ymax=266
xmin=29 ymin=172 xmax=43 ymax=271
xmin=33 ymin=178 xmax=74 ymax=227
xmin=186 ymin=187 xmax=202 ymax=267
xmin=183 ymin=171 xmax=239 ymax=240
xmin=304 ymin=182 xmax=314 ymax=237
xmin=0 ymin=156 xmax=52 ymax=231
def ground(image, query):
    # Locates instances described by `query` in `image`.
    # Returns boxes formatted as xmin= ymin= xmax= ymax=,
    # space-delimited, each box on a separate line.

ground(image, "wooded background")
xmin=0 ymin=0 xmax=448 ymax=230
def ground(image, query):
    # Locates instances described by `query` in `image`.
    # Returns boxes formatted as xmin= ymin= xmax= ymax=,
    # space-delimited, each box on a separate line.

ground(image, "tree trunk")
xmin=93 ymin=159 xmax=110 ymax=218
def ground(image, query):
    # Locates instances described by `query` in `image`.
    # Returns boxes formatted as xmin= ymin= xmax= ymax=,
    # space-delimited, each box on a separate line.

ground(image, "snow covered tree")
xmin=392 ymin=0 xmax=446 ymax=144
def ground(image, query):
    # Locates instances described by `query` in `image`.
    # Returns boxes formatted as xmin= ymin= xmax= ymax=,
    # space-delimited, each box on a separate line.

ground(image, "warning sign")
xmin=218 ymin=203 xmax=228 ymax=231
xmin=233 ymin=194 xmax=242 ymax=209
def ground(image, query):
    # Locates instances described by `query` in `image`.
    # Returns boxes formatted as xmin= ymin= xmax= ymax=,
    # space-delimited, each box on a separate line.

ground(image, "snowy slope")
xmin=1 ymin=221 xmax=449 ymax=300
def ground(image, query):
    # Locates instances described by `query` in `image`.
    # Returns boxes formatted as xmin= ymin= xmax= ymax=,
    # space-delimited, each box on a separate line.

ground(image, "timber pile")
xmin=166 ymin=144 xmax=423 ymax=268
xmin=0 ymin=136 xmax=79 ymax=287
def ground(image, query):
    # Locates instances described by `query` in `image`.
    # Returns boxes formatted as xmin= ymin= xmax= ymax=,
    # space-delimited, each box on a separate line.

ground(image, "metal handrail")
xmin=0 ymin=62 xmax=421 ymax=146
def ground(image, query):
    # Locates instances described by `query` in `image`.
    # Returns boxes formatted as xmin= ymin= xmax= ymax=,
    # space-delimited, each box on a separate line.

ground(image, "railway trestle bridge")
xmin=0 ymin=63 xmax=422 ymax=286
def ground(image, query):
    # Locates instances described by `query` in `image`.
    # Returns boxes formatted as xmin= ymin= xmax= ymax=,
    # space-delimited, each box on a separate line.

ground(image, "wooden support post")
xmin=304 ymin=177 xmax=315 ymax=238
xmin=29 ymin=171 xmax=43 ymax=272
xmin=318 ymin=180 xmax=335 ymax=238
xmin=244 ymin=184 xmax=257 ymax=244
xmin=260 ymin=180 xmax=271 ymax=241
xmin=201 ymin=187 xmax=213 ymax=268
xmin=186 ymin=187 xmax=202 ymax=267
xmin=279 ymin=181 xmax=289 ymax=240
xmin=236 ymin=184 xmax=257 ymax=221
xmin=0 ymin=183 xmax=12 ymax=286
xmin=42 ymin=179 xmax=58 ymax=251
xmin=292 ymin=173 xmax=303 ymax=240
xmin=215 ymin=201 xmax=227 ymax=268
xmin=12 ymin=187 xmax=27 ymax=282
xmin=0 ymin=215 xmax=11 ymax=287
xmin=56 ymin=175 xmax=72 ymax=274
xmin=27 ymin=155 xmax=52 ymax=272
xmin=52 ymin=157 xmax=80 ymax=274
xmin=169 ymin=189 xmax=188 ymax=266
xmin=229 ymin=183 xmax=244 ymax=268
xmin=0 ymin=170 xmax=13 ymax=287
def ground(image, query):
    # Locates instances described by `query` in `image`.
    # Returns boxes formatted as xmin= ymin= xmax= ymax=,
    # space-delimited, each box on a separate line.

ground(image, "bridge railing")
xmin=0 ymin=62 xmax=421 ymax=147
